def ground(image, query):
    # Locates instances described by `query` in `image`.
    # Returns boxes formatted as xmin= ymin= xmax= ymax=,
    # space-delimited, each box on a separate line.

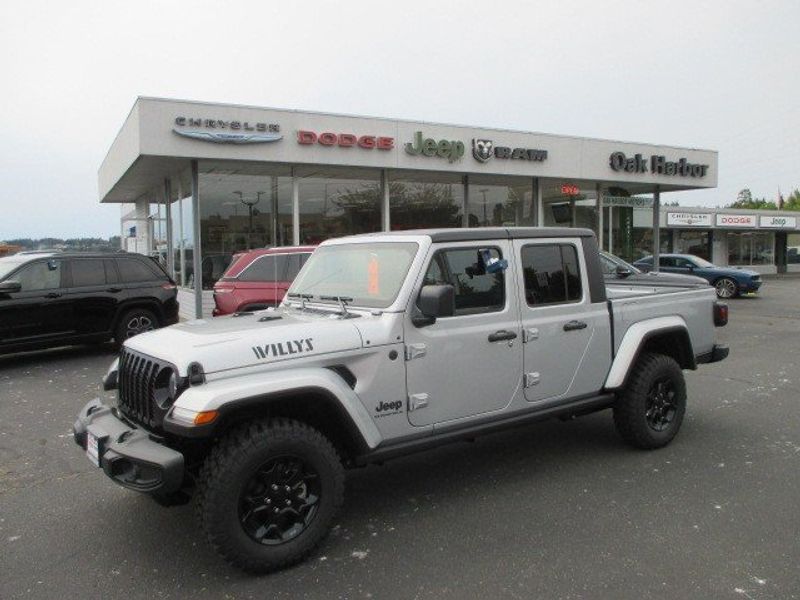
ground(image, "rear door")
xmin=405 ymin=241 xmax=522 ymax=427
xmin=513 ymin=239 xmax=607 ymax=404
xmin=237 ymin=254 xmax=286 ymax=307
xmin=65 ymin=258 xmax=121 ymax=335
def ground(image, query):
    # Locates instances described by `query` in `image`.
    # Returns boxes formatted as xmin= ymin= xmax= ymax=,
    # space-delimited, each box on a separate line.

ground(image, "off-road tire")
xmin=613 ymin=352 xmax=686 ymax=449
xmin=114 ymin=308 xmax=158 ymax=344
xmin=195 ymin=418 xmax=344 ymax=574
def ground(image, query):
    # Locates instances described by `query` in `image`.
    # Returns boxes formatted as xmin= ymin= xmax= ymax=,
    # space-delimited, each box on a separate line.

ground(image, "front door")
xmin=514 ymin=240 xmax=604 ymax=403
xmin=405 ymin=241 xmax=522 ymax=427
xmin=0 ymin=258 xmax=72 ymax=345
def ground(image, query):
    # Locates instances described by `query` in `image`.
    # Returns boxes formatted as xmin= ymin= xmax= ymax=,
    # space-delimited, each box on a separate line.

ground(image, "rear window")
xmin=70 ymin=259 xmax=106 ymax=287
xmin=238 ymin=253 xmax=311 ymax=283
xmin=117 ymin=258 xmax=162 ymax=283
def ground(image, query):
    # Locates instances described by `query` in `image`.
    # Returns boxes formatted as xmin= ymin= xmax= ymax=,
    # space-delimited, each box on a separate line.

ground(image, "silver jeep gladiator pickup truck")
xmin=73 ymin=227 xmax=728 ymax=573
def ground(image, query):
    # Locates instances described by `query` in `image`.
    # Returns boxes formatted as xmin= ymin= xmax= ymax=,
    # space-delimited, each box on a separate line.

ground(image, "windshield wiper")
xmin=319 ymin=295 xmax=354 ymax=316
xmin=287 ymin=292 xmax=314 ymax=310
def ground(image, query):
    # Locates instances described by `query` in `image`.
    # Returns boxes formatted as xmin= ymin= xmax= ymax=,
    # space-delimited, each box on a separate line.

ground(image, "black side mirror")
xmin=0 ymin=280 xmax=22 ymax=294
xmin=615 ymin=265 xmax=633 ymax=278
xmin=413 ymin=284 xmax=455 ymax=327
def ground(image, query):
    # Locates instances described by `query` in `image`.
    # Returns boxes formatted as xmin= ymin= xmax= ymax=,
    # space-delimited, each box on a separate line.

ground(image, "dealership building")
xmin=99 ymin=97 xmax=796 ymax=318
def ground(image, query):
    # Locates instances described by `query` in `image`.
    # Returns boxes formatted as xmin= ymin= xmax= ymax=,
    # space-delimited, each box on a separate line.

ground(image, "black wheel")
xmin=195 ymin=419 xmax=344 ymax=573
xmin=115 ymin=308 xmax=158 ymax=343
xmin=613 ymin=353 xmax=687 ymax=449
xmin=714 ymin=277 xmax=738 ymax=299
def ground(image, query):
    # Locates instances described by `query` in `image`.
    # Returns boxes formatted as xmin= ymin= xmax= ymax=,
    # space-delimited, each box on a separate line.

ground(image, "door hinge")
xmin=522 ymin=328 xmax=539 ymax=343
xmin=408 ymin=393 xmax=429 ymax=411
xmin=524 ymin=372 xmax=540 ymax=388
xmin=405 ymin=343 xmax=427 ymax=361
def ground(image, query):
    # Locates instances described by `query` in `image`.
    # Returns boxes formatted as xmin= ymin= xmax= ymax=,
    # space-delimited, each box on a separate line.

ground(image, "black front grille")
xmin=117 ymin=349 xmax=171 ymax=430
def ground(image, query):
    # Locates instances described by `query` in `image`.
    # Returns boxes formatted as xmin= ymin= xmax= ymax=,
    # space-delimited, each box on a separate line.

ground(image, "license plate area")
xmin=86 ymin=431 xmax=101 ymax=467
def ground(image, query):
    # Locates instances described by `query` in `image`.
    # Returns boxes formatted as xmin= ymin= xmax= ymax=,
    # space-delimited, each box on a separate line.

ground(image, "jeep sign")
xmin=759 ymin=215 xmax=797 ymax=229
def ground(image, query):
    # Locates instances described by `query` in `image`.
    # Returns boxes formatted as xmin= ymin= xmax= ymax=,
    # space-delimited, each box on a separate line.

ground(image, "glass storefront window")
xmin=168 ymin=169 xmax=194 ymax=289
xmin=199 ymin=170 xmax=292 ymax=290
xmin=788 ymin=233 xmax=800 ymax=264
xmin=674 ymin=230 xmax=710 ymax=260
xmin=299 ymin=173 xmax=381 ymax=244
xmin=389 ymin=173 xmax=464 ymax=230
xmin=727 ymin=232 xmax=774 ymax=266
xmin=466 ymin=182 xmax=531 ymax=227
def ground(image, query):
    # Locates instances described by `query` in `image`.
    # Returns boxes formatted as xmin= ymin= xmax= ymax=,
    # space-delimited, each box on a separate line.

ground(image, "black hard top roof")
xmin=356 ymin=227 xmax=596 ymax=243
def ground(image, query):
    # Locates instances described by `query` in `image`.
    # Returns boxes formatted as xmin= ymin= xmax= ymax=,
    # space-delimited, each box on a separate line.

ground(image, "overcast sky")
xmin=1 ymin=0 xmax=798 ymax=239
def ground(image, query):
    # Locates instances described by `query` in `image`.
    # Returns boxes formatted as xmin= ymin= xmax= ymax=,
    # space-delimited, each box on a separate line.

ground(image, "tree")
xmin=727 ymin=188 xmax=776 ymax=210
xmin=783 ymin=189 xmax=800 ymax=211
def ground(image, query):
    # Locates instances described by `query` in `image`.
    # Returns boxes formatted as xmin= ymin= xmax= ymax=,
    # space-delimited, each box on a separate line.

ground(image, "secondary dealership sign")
xmin=716 ymin=214 xmax=757 ymax=228
xmin=297 ymin=130 xmax=394 ymax=150
xmin=609 ymin=152 xmax=709 ymax=178
xmin=472 ymin=139 xmax=548 ymax=163
xmin=667 ymin=212 xmax=712 ymax=227
xmin=759 ymin=215 xmax=797 ymax=229
xmin=173 ymin=117 xmax=282 ymax=144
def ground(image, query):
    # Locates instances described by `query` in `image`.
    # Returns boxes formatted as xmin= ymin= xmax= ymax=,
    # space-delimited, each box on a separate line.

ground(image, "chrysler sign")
xmin=667 ymin=212 xmax=712 ymax=227
xmin=173 ymin=117 xmax=282 ymax=144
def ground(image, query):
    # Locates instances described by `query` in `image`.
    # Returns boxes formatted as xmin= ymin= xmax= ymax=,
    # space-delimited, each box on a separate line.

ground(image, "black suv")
xmin=0 ymin=252 xmax=179 ymax=354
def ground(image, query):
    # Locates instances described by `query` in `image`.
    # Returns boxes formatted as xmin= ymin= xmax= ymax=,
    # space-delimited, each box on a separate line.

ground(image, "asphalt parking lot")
xmin=1 ymin=279 xmax=799 ymax=600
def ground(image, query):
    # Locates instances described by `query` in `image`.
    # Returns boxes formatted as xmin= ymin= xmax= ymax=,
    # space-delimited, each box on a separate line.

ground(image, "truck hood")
xmin=123 ymin=309 xmax=363 ymax=375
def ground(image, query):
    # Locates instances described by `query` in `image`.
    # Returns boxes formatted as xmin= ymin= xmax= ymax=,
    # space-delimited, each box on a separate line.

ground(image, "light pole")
xmin=480 ymin=188 xmax=489 ymax=226
xmin=233 ymin=191 xmax=264 ymax=248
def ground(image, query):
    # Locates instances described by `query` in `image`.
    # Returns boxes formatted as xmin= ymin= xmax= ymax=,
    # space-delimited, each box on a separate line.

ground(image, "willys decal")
xmin=252 ymin=338 xmax=314 ymax=360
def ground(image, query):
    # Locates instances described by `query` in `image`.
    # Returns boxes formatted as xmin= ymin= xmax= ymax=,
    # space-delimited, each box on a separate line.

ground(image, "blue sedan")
xmin=633 ymin=254 xmax=762 ymax=298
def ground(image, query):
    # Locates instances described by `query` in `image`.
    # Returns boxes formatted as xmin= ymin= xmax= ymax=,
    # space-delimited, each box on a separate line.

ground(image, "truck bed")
xmin=607 ymin=283 xmax=718 ymax=359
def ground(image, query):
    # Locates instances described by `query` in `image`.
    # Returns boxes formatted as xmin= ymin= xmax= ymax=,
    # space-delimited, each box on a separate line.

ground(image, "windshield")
xmin=600 ymin=252 xmax=641 ymax=275
xmin=690 ymin=256 xmax=715 ymax=268
xmin=0 ymin=258 xmax=26 ymax=281
xmin=288 ymin=242 xmax=419 ymax=309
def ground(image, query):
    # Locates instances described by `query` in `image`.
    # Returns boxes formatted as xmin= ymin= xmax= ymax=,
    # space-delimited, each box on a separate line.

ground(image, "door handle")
xmin=44 ymin=292 xmax=62 ymax=299
xmin=563 ymin=320 xmax=587 ymax=332
xmin=488 ymin=330 xmax=518 ymax=342
xmin=107 ymin=287 xmax=123 ymax=293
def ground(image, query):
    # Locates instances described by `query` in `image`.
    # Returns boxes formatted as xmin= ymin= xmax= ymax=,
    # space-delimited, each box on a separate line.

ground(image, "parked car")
xmin=74 ymin=227 xmax=728 ymax=573
xmin=0 ymin=252 xmax=178 ymax=354
xmin=633 ymin=253 xmax=762 ymax=298
xmin=600 ymin=251 xmax=709 ymax=287
xmin=212 ymin=246 xmax=316 ymax=316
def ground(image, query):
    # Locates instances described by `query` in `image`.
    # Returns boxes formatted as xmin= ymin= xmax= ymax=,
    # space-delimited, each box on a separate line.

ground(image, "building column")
xmin=608 ymin=206 xmax=614 ymax=252
xmin=191 ymin=160 xmax=202 ymax=318
xmin=292 ymin=169 xmax=300 ymax=246
xmin=164 ymin=178 xmax=174 ymax=277
xmin=535 ymin=178 xmax=544 ymax=227
xmin=381 ymin=170 xmax=390 ymax=231
xmin=652 ymin=185 xmax=661 ymax=273
xmin=462 ymin=175 xmax=470 ymax=228
xmin=596 ymin=184 xmax=604 ymax=248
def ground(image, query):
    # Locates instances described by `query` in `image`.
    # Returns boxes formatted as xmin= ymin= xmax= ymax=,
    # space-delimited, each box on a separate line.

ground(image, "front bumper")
xmin=739 ymin=280 xmax=762 ymax=293
xmin=73 ymin=399 xmax=184 ymax=494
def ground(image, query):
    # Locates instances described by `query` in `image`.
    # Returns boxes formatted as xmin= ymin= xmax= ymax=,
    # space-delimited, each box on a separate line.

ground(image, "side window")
xmin=117 ymin=258 xmax=160 ymax=283
xmin=659 ymin=256 xmax=675 ymax=267
xmin=675 ymin=257 xmax=693 ymax=269
xmin=70 ymin=259 xmax=107 ymax=287
xmin=521 ymin=244 xmax=582 ymax=306
xmin=599 ymin=255 xmax=616 ymax=275
xmin=239 ymin=255 xmax=284 ymax=283
xmin=15 ymin=260 xmax=62 ymax=292
xmin=421 ymin=247 xmax=506 ymax=315
xmin=104 ymin=259 xmax=119 ymax=284
xmin=285 ymin=253 xmax=307 ymax=281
